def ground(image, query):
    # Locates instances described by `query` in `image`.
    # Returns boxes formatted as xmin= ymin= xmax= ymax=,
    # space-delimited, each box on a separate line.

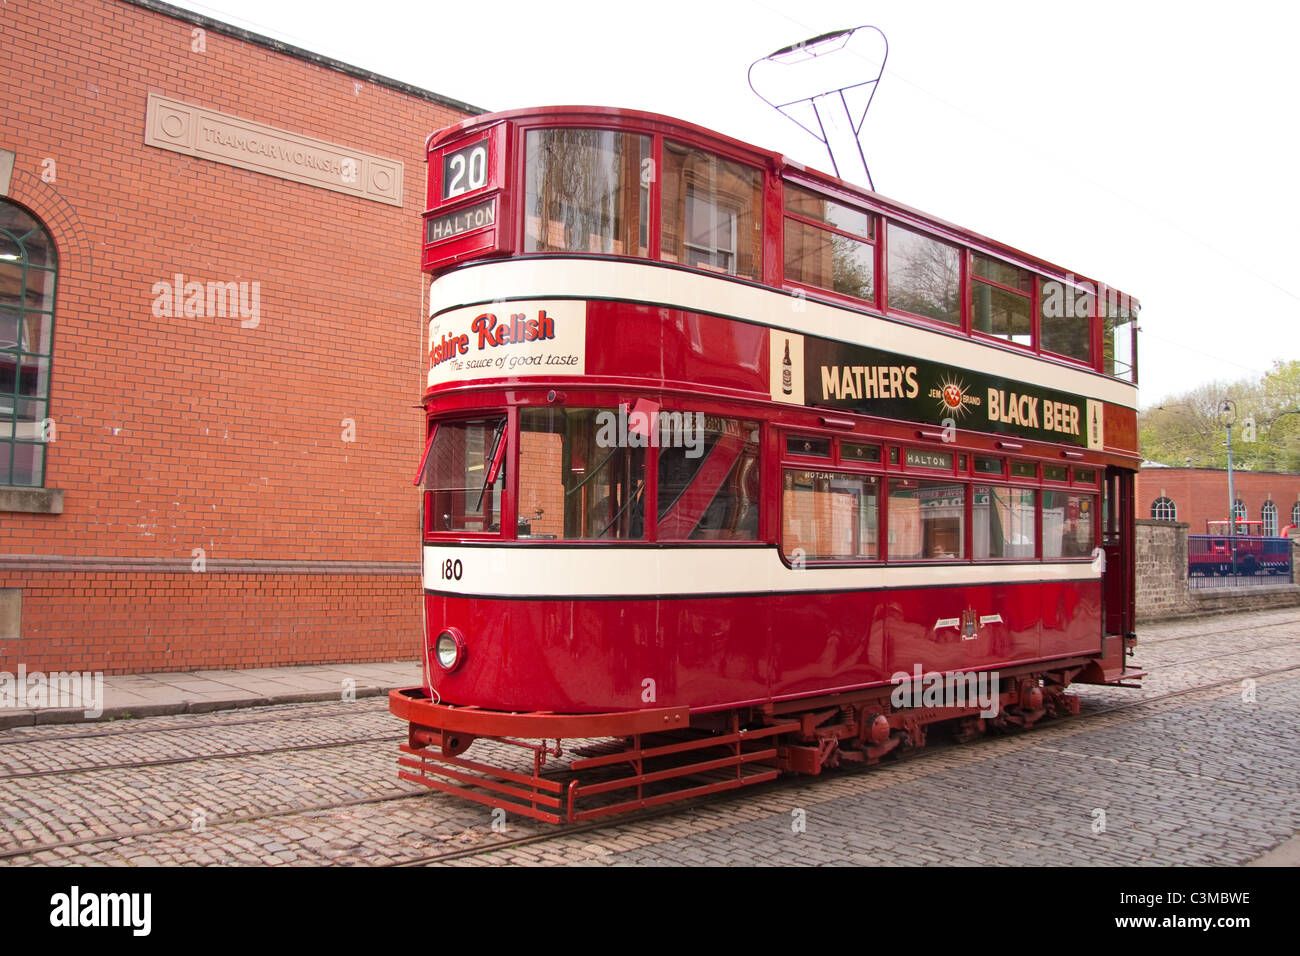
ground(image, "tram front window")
xmin=424 ymin=417 xmax=506 ymax=534
xmin=518 ymin=407 xmax=646 ymax=540
xmin=523 ymin=128 xmax=651 ymax=257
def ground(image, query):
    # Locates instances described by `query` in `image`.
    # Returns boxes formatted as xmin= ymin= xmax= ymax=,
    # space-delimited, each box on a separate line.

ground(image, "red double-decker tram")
xmin=391 ymin=106 xmax=1144 ymax=823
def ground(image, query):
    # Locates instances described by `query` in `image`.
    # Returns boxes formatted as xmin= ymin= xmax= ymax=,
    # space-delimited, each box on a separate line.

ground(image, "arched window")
xmin=1233 ymin=499 xmax=1247 ymax=522
xmin=1292 ymin=502 xmax=1299 ymax=529
xmin=1151 ymin=496 xmax=1176 ymax=521
xmin=0 ymin=200 xmax=56 ymax=486
xmin=1262 ymin=501 xmax=1278 ymax=536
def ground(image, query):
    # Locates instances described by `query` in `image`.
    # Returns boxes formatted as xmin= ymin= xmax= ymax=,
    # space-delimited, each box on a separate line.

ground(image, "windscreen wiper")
xmin=476 ymin=420 xmax=507 ymax=511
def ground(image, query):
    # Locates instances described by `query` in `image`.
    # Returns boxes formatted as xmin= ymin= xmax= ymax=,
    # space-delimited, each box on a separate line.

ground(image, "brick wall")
xmin=0 ymin=0 xmax=475 ymax=672
xmin=1138 ymin=468 xmax=1300 ymax=535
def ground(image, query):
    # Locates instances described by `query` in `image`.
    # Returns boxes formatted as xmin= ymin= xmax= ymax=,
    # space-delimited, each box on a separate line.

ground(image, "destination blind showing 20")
xmin=777 ymin=331 xmax=1103 ymax=449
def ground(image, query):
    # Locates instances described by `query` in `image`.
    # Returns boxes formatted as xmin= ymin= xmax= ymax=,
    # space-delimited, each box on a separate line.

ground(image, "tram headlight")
xmin=433 ymin=628 xmax=465 ymax=672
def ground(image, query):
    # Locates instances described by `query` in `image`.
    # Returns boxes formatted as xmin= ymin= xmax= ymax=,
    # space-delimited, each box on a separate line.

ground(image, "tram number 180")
xmin=439 ymin=558 xmax=464 ymax=581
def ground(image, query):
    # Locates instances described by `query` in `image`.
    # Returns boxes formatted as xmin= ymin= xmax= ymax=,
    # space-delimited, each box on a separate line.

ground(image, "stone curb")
xmin=0 ymin=684 xmax=394 ymax=730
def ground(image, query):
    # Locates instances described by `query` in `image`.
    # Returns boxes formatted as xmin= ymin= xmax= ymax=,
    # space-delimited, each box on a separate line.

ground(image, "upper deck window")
xmin=886 ymin=224 xmax=961 ymax=326
xmin=661 ymin=141 xmax=762 ymax=280
xmin=971 ymin=254 xmax=1032 ymax=346
xmin=1039 ymin=277 xmax=1093 ymax=364
xmin=1102 ymin=293 xmax=1138 ymax=383
xmin=524 ymin=129 xmax=651 ymax=257
xmin=783 ymin=184 xmax=875 ymax=301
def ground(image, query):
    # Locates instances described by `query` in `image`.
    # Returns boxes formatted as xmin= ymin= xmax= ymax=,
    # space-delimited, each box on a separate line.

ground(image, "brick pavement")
xmin=0 ymin=608 xmax=1296 ymax=866
xmin=0 ymin=660 xmax=422 ymax=728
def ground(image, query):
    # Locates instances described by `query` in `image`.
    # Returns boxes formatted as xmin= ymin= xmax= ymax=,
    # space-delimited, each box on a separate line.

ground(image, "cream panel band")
xmin=422 ymin=544 xmax=1101 ymax=598
xmin=428 ymin=258 xmax=1139 ymax=410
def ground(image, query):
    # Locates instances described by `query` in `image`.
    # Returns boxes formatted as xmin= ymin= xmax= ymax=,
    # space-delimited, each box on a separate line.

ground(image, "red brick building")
xmin=1137 ymin=466 xmax=1300 ymax=537
xmin=0 ymin=0 xmax=479 ymax=672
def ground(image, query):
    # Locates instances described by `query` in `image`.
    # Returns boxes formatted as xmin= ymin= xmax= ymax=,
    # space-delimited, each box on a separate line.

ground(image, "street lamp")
xmin=1219 ymin=399 xmax=1238 ymax=575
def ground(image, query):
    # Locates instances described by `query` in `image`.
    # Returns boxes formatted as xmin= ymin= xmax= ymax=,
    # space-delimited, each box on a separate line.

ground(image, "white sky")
xmin=166 ymin=0 xmax=1300 ymax=408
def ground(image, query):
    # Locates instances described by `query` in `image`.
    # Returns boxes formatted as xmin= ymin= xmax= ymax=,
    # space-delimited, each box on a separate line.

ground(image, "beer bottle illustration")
xmin=782 ymin=339 xmax=793 ymax=395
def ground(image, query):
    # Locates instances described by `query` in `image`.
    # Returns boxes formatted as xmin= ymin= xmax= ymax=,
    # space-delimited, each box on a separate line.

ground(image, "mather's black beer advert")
xmin=801 ymin=336 xmax=1096 ymax=448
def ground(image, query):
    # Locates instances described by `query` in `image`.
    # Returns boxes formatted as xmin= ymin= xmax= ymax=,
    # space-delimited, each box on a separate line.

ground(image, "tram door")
xmin=1102 ymin=467 xmax=1136 ymax=636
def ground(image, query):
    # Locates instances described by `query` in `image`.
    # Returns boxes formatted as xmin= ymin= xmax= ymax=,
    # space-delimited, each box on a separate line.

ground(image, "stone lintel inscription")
xmin=144 ymin=94 xmax=403 ymax=206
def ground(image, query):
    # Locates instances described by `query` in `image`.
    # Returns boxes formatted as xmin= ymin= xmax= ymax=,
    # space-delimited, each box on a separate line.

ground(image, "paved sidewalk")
xmin=0 ymin=660 xmax=423 ymax=729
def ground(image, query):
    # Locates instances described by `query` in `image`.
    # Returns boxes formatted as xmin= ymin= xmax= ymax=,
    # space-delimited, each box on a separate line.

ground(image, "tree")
xmin=1139 ymin=361 xmax=1300 ymax=472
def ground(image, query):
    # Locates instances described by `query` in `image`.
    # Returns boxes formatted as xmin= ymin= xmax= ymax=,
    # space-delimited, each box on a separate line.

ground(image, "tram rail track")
xmin=387 ymin=660 xmax=1300 ymax=865
xmin=1 ymin=654 xmax=1296 ymax=866
xmin=0 ymin=732 xmax=404 ymax=782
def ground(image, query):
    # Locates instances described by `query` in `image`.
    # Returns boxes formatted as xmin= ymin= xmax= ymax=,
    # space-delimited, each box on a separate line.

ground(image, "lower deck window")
xmin=888 ymin=478 xmax=966 ymax=560
xmin=782 ymin=470 xmax=879 ymax=561
xmin=1042 ymin=490 xmax=1096 ymax=558
xmin=658 ymin=417 xmax=760 ymax=540
xmin=974 ymin=485 xmax=1036 ymax=559
xmin=518 ymin=408 xmax=646 ymax=540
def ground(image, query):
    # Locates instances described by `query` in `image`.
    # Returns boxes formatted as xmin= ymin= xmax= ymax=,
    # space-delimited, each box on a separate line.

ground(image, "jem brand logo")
xmin=0 ymin=665 xmax=103 ymax=718
xmin=928 ymin=376 xmax=980 ymax=420
xmin=50 ymin=886 xmax=151 ymax=936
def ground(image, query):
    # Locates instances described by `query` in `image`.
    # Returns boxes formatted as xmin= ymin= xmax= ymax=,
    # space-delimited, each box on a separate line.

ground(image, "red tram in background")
xmin=1190 ymin=520 xmax=1290 ymax=576
xmin=390 ymin=106 xmax=1145 ymax=823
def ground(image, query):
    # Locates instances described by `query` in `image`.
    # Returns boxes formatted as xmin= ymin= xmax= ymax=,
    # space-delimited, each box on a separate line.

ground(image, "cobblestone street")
xmin=2 ymin=607 xmax=1297 ymax=867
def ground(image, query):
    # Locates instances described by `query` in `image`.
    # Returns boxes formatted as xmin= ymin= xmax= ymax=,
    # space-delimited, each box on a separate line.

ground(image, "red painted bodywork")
xmin=422 ymin=579 xmax=1101 ymax=715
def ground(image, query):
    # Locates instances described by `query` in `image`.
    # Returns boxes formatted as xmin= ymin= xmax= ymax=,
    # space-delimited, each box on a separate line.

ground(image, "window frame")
xmin=0 ymin=200 xmax=58 ymax=489
xmin=781 ymin=180 xmax=878 ymax=308
xmin=969 ymin=251 xmax=1035 ymax=350
xmin=883 ymin=220 xmax=965 ymax=331
xmin=521 ymin=126 xmax=653 ymax=260
xmin=780 ymin=466 xmax=883 ymax=565
xmin=1151 ymin=496 xmax=1177 ymax=522
xmin=655 ymin=413 xmax=762 ymax=543
xmin=421 ymin=412 xmax=511 ymax=540
xmin=1037 ymin=273 xmax=1096 ymax=368
xmin=658 ymin=137 xmax=764 ymax=281
xmin=1262 ymin=500 xmax=1278 ymax=537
